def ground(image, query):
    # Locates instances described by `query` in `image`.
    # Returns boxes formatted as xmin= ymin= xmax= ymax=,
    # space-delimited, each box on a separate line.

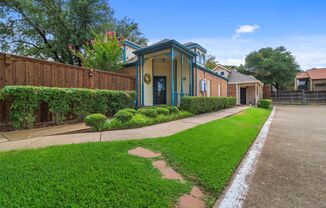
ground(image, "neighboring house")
xmin=214 ymin=64 xmax=231 ymax=78
xmin=214 ymin=67 xmax=263 ymax=105
xmin=120 ymin=39 xmax=228 ymax=106
xmin=295 ymin=68 xmax=326 ymax=91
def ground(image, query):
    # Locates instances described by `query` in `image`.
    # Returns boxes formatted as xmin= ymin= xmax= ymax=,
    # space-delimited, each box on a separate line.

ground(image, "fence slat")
xmin=271 ymin=90 xmax=326 ymax=104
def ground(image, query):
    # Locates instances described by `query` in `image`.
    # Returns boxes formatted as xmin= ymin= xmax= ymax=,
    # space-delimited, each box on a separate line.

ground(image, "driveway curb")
xmin=214 ymin=107 xmax=276 ymax=208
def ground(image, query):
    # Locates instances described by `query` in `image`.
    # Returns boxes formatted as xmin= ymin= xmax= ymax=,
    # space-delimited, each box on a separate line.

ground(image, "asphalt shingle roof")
xmin=228 ymin=70 xmax=260 ymax=83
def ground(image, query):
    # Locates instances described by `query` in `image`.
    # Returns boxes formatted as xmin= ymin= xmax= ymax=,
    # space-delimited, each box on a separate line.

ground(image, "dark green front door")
xmin=153 ymin=76 xmax=167 ymax=105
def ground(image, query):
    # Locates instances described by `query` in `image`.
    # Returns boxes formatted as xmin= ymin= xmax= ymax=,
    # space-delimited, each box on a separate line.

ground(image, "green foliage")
xmin=114 ymin=109 xmax=134 ymax=122
xmin=104 ymin=111 xmax=193 ymax=130
xmin=71 ymin=33 xmax=122 ymax=71
xmin=180 ymin=96 xmax=236 ymax=114
xmin=258 ymin=99 xmax=272 ymax=109
xmin=138 ymin=108 xmax=158 ymax=118
xmin=0 ymin=86 xmax=135 ymax=129
xmin=0 ymin=0 xmax=147 ymax=64
xmin=123 ymin=108 xmax=137 ymax=115
xmin=156 ymin=107 xmax=170 ymax=115
xmin=84 ymin=114 xmax=107 ymax=131
xmin=244 ymin=46 xmax=300 ymax=90
xmin=159 ymin=105 xmax=179 ymax=114
xmin=205 ymin=55 xmax=218 ymax=70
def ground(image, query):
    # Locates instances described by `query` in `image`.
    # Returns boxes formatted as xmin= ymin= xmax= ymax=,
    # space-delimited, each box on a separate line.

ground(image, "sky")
xmin=109 ymin=0 xmax=326 ymax=70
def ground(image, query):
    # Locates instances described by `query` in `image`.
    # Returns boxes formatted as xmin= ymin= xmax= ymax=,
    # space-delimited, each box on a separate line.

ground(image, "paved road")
xmin=0 ymin=106 xmax=248 ymax=151
xmin=244 ymin=105 xmax=326 ymax=208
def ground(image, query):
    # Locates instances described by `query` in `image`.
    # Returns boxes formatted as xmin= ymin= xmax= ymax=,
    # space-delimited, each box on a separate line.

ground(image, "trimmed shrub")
xmin=159 ymin=105 xmax=179 ymax=114
xmin=258 ymin=99 xmax=271 ymax=109
xmin=0 ymin=85 xmax=135 ymax=129
xmin=138 ymin=108 xmax=158 ymax=118
xmin=84 ymin=114 xmax=107 ymax=131
xmin=123 ymin=108 xmax=137 ymax=115
xmin=114 ymin=109 xmax=134 ymax=122
xmin=180 ymin=96 xmax=236 ymax=114
xmin=103 ymin=110 xmax=193 ymax=131
xmin=156 ymin=107 xmax=170 ymax=115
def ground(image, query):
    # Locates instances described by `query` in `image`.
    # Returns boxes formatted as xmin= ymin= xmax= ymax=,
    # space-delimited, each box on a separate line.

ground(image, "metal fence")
xmin=271 ymin=90 xmax=326 ymax=104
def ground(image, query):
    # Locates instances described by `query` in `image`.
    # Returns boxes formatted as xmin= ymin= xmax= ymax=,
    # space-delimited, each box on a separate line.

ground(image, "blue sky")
xmin=110 ymin=0 xmax=326 ymax=69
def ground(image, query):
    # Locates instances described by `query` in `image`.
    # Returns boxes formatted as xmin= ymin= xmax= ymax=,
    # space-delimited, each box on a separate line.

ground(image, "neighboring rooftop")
xmin=296 ymin=68 xmax=326 ymax=80
xmin=228 ymin=70 xmax=262 ymax=85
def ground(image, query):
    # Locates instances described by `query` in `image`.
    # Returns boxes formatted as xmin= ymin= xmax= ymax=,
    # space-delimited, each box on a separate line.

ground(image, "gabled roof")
xmin=183 ymin=42 xmax=207 ymax=53
xmin=228 ymin=70 xmax=263 ymax=85
xmin=212 ymin=64 xmax=231 ymax=72
xmin=297 ymin=68 xmax=326 ymax=80
xmin=134 ymin=39 xmax=196 ymax=57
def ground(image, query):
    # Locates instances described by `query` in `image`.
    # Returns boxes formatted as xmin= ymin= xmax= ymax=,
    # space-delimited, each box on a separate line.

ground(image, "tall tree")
xmin=115 ymin=17 xmax=148 ymax=46
xmin=0 ymin=0 xmax=148 ymax=65
xmin=245 ymin=46 xmax=299 ymax=90
xmin=205 ymin=54 xmax=218 ymax=70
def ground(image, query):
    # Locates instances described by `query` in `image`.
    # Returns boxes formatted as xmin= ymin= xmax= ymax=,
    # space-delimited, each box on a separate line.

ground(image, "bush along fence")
xmin=0 ymin=86 xmax=136 ymax=129
xmin=180 ymin=96 xmax=237 ymax=114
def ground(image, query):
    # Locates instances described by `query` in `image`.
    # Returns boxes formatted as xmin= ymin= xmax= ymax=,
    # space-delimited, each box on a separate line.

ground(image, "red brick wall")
xmin=228 ymin=84 xmax=236 ymax=97
xmin=194 ymin=67 xmax=228 ymax=97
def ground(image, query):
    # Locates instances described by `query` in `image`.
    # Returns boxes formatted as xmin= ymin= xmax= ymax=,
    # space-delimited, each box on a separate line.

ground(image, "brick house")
xmin=295 ymin=68 xmax=326 ymax=91
xmin=214 ymin=65 xmax=263 ymax=105
xmin=119 ymin=39 xmax=228 ymax=106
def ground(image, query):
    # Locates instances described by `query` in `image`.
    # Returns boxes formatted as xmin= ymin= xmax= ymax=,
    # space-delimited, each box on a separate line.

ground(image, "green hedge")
xmin=84 ymin=114 xmax=107 ymax=131
xmin=180 ymin=96 xmax=237 ymax=114
xmin=0 ymin=85 xmax=135 ymax=129
xmin=114 ymin=109 xmax=134 ymax=122
xmin=258 ymin=99 xmax=271 ymax=109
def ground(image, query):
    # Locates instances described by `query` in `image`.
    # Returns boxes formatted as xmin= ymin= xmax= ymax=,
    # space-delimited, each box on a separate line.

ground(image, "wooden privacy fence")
xmin=271 ymin=90 xmax=326 ymax=104
xmin=0 ymin=52 xmax=136 ymax=126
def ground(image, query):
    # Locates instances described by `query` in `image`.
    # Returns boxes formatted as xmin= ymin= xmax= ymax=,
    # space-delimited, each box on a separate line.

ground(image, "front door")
xmin=240 ymin=87 xmax=247 ymax=105
xmin=153 ymin=76 xmax=167 ymax=105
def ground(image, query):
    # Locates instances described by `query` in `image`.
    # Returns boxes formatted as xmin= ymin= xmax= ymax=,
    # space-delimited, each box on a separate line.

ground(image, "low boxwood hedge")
xmin=84 ymin=114 xmax=107 ymax=131
xmin=156 ymin=107 xmax=170 ymax=115
xmin=258 ymin=99 xmax=271 ymax=109
xmin=180 ymin=96 xmax=236 ymax=114
xmin=0 ymin=85 xmax=135 ymax=129
xmin=114 ymin=109 xmax=134 ymax=122
xmin=138 ymin=108 xmax=158 ymax=118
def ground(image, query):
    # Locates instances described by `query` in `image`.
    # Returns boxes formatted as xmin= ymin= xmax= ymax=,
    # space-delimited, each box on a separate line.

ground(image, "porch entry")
xmin=153 ymin=76 xmax=167 ymax=105
xmin=240 ymin=87 xmax=247 ymax=104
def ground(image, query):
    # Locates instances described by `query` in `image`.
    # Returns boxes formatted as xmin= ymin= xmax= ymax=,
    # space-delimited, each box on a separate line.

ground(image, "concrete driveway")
xmin=243 ymin=105 xmax=326 ymax=208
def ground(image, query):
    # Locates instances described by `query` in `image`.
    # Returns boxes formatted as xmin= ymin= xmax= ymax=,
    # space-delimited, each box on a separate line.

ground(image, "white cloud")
xmin=233 ymin=24 xmax=259 ymax=39
xmin=236 ymin=24 xmax=260 ymax=34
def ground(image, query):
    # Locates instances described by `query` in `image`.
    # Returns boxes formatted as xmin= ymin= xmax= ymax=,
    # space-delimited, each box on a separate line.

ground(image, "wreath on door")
xmin=144 ymin=73 xmax=151 ymax=85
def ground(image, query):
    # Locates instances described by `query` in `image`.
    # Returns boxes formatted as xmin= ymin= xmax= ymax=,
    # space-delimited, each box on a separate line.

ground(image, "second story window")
xmin=221 ymin=71 xmax=225 ymax=76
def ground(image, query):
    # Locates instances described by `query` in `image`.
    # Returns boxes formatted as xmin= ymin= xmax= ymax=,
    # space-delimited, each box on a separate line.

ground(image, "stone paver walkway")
xmin=128 ymin=146 xmax=205 ymax=208
xmin=0 ymin=106 xmax=248 ymax=151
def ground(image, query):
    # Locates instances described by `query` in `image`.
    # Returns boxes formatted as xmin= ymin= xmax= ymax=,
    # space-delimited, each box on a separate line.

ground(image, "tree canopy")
xmin=244 ymin=46 xmax=299 ymax=90
xmin=0 ymin=0 xmax=148 ymax=65
xmin=205 ymin=54 xmax=218 ymax=70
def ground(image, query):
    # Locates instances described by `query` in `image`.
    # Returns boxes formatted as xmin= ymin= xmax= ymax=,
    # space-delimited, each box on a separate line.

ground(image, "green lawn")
xmin=0 ymin=108 xmax=271 ymax=207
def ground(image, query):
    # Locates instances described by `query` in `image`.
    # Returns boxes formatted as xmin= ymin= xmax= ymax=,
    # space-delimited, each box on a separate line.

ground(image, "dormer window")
xmin=202 ymin=54 xmax=205 ymax=64
xmin=221 ymin=71 xmax=225 ymax=76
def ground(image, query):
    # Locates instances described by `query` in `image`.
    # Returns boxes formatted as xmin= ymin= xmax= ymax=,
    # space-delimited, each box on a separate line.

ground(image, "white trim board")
xmin=215 ymin=107 xmax=276 ymax=208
